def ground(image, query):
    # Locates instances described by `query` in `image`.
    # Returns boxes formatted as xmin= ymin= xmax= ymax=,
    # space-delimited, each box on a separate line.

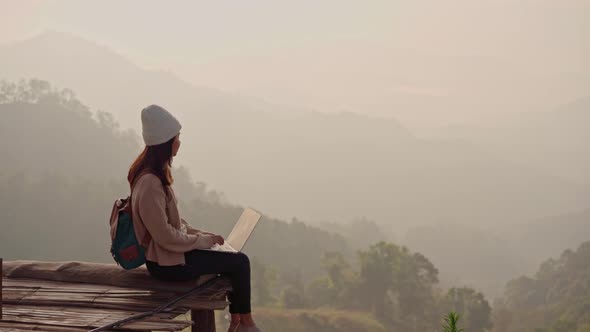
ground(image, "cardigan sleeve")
xmin=181 ymin=218 xmax=214 ymax=236
xmin=181 ymin=218 xmax=200 ymax=235
xmin=136 ymin=175 xmax=215 ymax=252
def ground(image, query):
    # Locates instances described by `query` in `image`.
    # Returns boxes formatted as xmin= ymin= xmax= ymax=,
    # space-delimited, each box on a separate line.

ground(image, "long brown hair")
xmin=127 ymin=135 xmax=176 ymax=188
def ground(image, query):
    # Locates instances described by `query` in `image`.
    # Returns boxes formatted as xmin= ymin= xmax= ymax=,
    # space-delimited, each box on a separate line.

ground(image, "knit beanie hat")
xmin=141 ymin=104 xmax=182 ymax=146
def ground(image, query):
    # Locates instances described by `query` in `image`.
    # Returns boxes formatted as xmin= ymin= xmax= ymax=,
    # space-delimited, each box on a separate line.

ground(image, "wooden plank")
xmin=3 ymin=277 xmax=231 ymax=300
xmin=3 ymin=277 xmax=230 ymax=311
xmin=191 ymin=310 xmax=216 ymax=332
xmin=0 ymin=321 xmax=105 ymax=331
xmin=2 ymin=304 xmax=192 ymax=331
xmin=1 ymin=261 xmax=232 ymax=331
xmin=2 ymin=260 xmax=226 ymax=293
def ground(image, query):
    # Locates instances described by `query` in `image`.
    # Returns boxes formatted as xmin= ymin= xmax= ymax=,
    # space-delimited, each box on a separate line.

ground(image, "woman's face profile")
xmin=172 ymin=133 xmax=181 ymax=156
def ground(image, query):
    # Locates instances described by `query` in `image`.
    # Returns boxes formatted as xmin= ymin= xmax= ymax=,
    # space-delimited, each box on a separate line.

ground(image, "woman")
xmin=128 ymin=104 xmax=262 ymax=332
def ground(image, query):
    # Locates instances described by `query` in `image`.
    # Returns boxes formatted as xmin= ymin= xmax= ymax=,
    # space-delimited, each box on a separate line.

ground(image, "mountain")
xmin=0 ymin=31 xmax=587 ymax=231
xmin=495 ymin=241 xmax=590 ymax=332
xmin=0 ymin=93 xmax=349 ymax=279
xmin=0 ymin=30 xmax=271 ymax=131
xmin=403 ymin=209 xmax=590 ymax=299
xmin=0 ymin=88 xmax=492 ymax=332
xmin=499 ymin=209 xmax=590 ymax=269
xmin=434 ymin=97 xmax=590 ymax=185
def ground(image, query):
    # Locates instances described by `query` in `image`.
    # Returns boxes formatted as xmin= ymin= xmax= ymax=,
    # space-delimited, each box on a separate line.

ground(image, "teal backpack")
xmin=108 ymin=171 xmax=154 ymax=270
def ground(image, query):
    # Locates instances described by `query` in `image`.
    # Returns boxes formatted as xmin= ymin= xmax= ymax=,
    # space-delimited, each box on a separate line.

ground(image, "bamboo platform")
xmin=1 ymin=259 xmax=232 ymax=331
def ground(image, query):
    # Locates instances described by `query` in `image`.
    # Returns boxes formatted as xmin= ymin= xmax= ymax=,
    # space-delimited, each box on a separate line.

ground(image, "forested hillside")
xmin=0 ymin=79 xmax=495 ymax=332
xmin=403 ymin=211 xmax=590 ymax=298
xmin=0 ymin=79 xmax=348 ymax=279
xmin=494 ymin=241 xmax=590 ymax=332
xmin=3 ymin=32 xmax=589 ymax=302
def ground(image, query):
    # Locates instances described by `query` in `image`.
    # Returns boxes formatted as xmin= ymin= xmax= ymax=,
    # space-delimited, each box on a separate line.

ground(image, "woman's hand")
xmin=210 ymin=234 xmax=225 ymax=246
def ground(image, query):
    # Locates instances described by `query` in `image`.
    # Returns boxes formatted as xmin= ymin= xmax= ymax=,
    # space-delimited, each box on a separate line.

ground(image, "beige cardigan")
xmin=131 ymin=173 xmax=215 ymax=266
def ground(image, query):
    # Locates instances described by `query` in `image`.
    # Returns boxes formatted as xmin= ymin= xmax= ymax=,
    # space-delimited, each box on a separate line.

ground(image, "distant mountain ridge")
xmin=0 ymin=31 xmax=587 ymax=231
xmin=0 ymin=30 xmax=273 ymax=131
xmin=403 ymin=208 xmax=590 ymax=298
xmin=0 ymin=94 xmax=349 ymax=279
xmin=433 ymin=96 xmax=590 ymax=184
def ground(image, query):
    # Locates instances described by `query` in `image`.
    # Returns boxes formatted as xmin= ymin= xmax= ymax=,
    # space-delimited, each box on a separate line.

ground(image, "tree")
xmin=280 ymin=268 xmax=306 ymax=309
xmin=357 ymin=242 xmax=401 ymax=319
xmin=500 ymin=242 xmax=590 ymax=331
xmin=551 ymin=320 xmax=577 ymax=332
xmin=0 ymin=80 xmax=16 ymax=103
xmin=322 ymin=251 xmax=350 ymax=289
xmin=357 ymin=241 xmax=441 ymax=330
xmin=442 ymin=312 xmax=464 ymax=332
xmin=0 ymin=79 xmax=87 ymax=110
xmin=442 ymin=287 xmax=493 ymax=332
xmin=251 ymin=257 xmax=277 ymax=306
xmin=306 ymin=251 xmax=356 ymax=308
xmin=279 ymin=285 xmax=305 ymax=309
xmin=396 ymin=250 xmax=440 ymax=330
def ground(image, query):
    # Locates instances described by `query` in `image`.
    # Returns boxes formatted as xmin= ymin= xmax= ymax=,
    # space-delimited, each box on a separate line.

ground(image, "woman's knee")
xmin=236 ymin=252 xmax=250 ymax=267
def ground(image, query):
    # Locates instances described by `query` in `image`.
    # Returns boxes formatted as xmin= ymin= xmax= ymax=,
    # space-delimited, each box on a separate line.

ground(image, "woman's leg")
xmin=184 ymin=250 xmax=252 ymax=315
xmin=145 ymin=260 xmax=193 ymax=281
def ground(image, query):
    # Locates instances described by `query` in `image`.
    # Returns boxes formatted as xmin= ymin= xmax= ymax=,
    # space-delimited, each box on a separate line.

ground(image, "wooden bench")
xmin=1 ymin=259 xmax=231 ymax=331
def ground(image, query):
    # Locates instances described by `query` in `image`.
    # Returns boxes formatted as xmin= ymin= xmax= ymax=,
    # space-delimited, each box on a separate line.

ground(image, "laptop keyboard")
xmin=210 ymin=242 xmax=238 ymax=252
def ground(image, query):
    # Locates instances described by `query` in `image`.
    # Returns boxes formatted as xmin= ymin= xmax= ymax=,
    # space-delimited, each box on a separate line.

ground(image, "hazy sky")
xmin=1 ymin=0 xmax=589 ymax=129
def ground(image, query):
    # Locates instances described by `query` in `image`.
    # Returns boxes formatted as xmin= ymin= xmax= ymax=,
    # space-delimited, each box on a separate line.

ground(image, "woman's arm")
xmin=137 ymin=175 xmax=216 ymax=251
xmin=181 ymin=218 xmax=216 ymax=236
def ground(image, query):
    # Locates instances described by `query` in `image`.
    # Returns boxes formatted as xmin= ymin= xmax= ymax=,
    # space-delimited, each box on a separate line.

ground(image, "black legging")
xmin=146 ymin=250 xmax=251 ymax=314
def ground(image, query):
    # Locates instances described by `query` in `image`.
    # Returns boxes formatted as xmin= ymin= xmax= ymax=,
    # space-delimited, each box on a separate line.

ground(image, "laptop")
xmin=201 ymin=207 xmax=262 ymax=253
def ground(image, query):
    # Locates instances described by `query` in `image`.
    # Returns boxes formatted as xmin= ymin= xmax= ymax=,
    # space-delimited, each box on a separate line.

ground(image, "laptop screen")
xmin=226 ymin=207 xmax=262 ymax=251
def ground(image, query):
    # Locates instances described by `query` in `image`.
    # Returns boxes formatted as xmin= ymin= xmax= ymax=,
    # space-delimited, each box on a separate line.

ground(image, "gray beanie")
xmin=141 ymin=104 xmax=182 ymax=146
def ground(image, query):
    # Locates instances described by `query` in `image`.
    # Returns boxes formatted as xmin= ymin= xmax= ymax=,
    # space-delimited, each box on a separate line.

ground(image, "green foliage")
xmin=307 ymin=241 xmax=452 ymax=331
xmin=442 ymin=312 xmax=464 ymax=332
xmin=322 ymin=251 xmax=351 ymax=290
xmin=280 ymin=285 xmax=306 ymax=309
xmin=241 ymin=307 xmax=387 ymax=332
xmin=251 ymin=258 xmax=277 ymax=306
xmin=441 ymin=287 xmax=493 ymax=332
xmin=551 ymin=320 xmax=577 ymax=332
xmin=357 ymin=242 xmax=401 ymax=318
xmin=498 ymin=241 xmax=590 ymax=331
xmin=306 ymin=277 xmax=335 ymax=307
xmin=306 ymin=251 xmax=357 ymax=308
xmin=356 ymin=242 xmax=440 ymax=329
xmin=0 ymin=78 xmax=89 ymax=113
xmin=300 ymin=239 xmax=498 ymax=332
xmin=1 ymin=79 xmax=497 ymax=332
xmin=318 ymin=217 xmax=389 ymax=250
xmin=0 ymin=78 xmax=349 ymax=284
